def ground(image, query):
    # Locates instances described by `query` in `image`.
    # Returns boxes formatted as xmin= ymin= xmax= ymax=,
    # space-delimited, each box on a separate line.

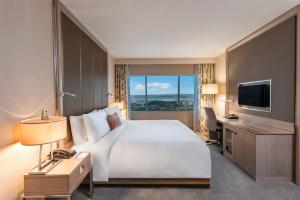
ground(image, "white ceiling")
xmin=61 ymin=0 xmax=300 ymax=58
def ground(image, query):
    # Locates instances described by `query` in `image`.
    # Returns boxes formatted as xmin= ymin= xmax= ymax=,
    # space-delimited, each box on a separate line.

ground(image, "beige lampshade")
xmin=20 ymin=116 xmax=67 ymax=146
xmin=202 ymin=84 xmax=219 ymax=95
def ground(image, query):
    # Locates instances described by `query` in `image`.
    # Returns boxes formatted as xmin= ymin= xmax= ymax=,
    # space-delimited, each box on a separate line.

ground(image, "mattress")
xmin=73 ymin=120 xmax=211 ymax=182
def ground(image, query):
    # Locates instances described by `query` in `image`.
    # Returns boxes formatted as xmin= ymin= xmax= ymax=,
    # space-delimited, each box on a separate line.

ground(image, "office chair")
xmin=204 ymin=107 xmax=223 ymax=153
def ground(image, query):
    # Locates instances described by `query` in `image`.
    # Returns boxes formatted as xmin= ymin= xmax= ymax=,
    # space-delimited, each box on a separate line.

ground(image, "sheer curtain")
xmin=114 ymin=64 xmax=128 ymax=117
xmin=194 ymin=64 xmax=215 ymax=135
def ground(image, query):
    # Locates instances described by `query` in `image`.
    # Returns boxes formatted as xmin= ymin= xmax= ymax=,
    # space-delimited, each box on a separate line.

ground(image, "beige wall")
xmin=107 ymin=55 xmax=115 ymax=105
xmin=128 ymin=64 xmax=195 ymax=75
xmin=115 ymin=57 xmax=215 ymax=65
xmin=214 ymin=53 xmax=226 ymax=117
xmin=0 ymin=0 xmax=55 ymax=199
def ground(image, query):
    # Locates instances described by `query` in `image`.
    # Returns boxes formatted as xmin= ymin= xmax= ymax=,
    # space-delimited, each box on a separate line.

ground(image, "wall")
xmin=227 ymin=16 xmax=296 ymax=123
xmin=128 ymin=64 xmax=195 ymax=75
xmin=107 ymin=55 xmax=115 ymax=105
xmin=0 ymin=0 xmax=55 ymax=199
xmin=214 ymin=53 xmax=226 ymax=117
xmin=115 ymin=58 xmax=215 ymax=65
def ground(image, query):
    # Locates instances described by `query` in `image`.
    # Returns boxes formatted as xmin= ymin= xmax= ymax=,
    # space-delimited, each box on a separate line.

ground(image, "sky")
xmin=129 ymin=75 xmax=195 ymax=95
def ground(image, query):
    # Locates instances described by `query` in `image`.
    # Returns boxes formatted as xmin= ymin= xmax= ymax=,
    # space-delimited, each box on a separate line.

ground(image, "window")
xmin=129 ymin=75 xmax=196 ymax=111
xmin=147 ymin=76 xmax=178 ymax=111
xmin=179 ymin=75 xmax=195 ymax=110
xmin=129 ymin=76 xmax=146 ymax=111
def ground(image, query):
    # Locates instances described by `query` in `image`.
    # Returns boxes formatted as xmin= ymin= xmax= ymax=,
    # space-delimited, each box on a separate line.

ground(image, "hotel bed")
xmin=72 ymin=119 xmax=211 ymax=185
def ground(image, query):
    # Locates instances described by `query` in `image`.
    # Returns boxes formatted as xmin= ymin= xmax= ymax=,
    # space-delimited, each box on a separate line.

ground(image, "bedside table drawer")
xmin=69 ymin=154 xmax=92 ymax=193
xmin=24 ymin=176 xmax=69 ymax=195
xmin=24 ymin=153 xmax=92 ymax=196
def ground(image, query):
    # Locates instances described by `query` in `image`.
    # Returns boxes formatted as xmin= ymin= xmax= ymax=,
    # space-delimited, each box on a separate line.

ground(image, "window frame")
xmin=128 ymin=74 xmax=196 ymax=112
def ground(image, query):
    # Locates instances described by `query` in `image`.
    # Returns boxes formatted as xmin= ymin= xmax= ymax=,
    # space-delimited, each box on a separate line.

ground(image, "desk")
xmin=217 ymin=116 xmax=293 ymax=135
xmin=216 ymin=115 xmax=294 ymax=181
xmin=216 ymin=116 xmax=226 ymax=124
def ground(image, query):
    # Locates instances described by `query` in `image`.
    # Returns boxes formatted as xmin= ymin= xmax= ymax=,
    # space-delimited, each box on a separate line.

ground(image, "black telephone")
xmin=51 ymin=149 xmax=77 ymax=160
xmin=225 ymin=114 xmax=239 ymax=119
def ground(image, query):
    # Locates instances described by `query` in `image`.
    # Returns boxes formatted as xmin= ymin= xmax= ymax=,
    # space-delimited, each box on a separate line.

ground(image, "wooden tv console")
xmin=217 ymin=113 xmax=294 ymax=181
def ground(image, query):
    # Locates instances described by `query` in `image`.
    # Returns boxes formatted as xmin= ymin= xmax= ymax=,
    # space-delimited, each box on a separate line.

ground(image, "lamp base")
xmin=28 ymin=159 xmax=62 ymax=175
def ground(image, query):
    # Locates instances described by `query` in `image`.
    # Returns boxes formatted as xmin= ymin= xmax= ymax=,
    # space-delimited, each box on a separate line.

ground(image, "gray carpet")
xmin=73 ymin=146 xmax=300 ymax=200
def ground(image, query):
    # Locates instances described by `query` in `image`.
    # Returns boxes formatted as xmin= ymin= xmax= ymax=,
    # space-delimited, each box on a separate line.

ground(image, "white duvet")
xmin=73 ymin=120 xmax=211 ymax=182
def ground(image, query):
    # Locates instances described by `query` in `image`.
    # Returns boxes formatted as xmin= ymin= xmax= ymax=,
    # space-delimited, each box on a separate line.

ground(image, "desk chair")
xmin=204 ymin=107 xmax=223 ymax=153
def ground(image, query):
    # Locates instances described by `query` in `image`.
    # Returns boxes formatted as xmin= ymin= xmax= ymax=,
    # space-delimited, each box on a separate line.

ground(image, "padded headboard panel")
xmin=60 ymin=13 xmax=108 ymax=140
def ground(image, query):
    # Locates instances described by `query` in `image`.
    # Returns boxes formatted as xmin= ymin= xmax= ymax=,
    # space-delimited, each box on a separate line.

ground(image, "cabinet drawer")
xmin=24 ymin=176 xmax=69 ymax=195
xmin=69 ymin=155 xmax=91 ymax=193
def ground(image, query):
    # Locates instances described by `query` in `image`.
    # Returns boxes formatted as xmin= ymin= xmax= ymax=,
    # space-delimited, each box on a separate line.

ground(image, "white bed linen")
xmin=73 ymin=120 xmax=211 ymax=181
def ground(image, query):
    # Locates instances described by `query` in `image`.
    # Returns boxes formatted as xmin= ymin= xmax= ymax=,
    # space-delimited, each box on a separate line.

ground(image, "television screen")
xmin=238 ymin=84 xmax=270 ymax=108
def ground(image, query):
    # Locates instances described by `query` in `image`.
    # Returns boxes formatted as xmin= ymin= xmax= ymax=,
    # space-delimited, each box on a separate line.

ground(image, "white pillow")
xmin=104 ymin=106 xmax=124 ymax=120
xmin=70 ymin=115 xmax=88 ymax=145
xmin=83 ymin=110 xmax=110 ymax=143
xmin=97 ymin=108 xmax=105 ymax=112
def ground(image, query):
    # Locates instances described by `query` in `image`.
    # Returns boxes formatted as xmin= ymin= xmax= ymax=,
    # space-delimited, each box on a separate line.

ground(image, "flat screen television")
xmin=238 ymin=80 xmax=271 ymax=111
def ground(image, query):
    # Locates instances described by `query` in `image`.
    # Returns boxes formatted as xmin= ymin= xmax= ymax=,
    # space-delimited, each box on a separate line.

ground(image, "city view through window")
xmin=129 ymin=75 xmax=196 ymax=111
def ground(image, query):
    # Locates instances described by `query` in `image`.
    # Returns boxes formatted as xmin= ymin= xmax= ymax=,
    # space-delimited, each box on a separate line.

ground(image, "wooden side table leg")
xmin=89 ymin=168 xmax=94 ymax=198
xmin=66 ymin=195 xmax=71 ymax=200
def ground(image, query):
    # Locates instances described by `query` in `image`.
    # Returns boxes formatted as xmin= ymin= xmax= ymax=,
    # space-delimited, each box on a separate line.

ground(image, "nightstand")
xmin=21 ymin=152 xmax=93 ymax=200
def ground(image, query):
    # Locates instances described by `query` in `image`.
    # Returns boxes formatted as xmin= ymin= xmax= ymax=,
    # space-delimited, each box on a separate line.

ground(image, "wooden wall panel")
xmin=92 ymin=44 xmax=102 ymax=108
xmin=61 ymin=13 xmax=81 ymax=116
xmin=101 ymin=50 xmax=108 ymax=107
xmin=80 ymin=33 xmax=94 ymax=113
xmin=60 ymin=13 xmax=108 ymax=120
xmin=227 ymin=16 xmax=296 ymax=123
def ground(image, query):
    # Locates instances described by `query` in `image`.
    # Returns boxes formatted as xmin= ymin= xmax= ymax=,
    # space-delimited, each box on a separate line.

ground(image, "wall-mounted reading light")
xmin=59 ymin=91 xmax=76 ymax=98
xmin=220 ymin=99 xmax=234 ymax=103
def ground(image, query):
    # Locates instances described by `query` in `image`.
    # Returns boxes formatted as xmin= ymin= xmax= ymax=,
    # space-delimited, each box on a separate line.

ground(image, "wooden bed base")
xmin=94 ymin=178 xmax=210 ymax=186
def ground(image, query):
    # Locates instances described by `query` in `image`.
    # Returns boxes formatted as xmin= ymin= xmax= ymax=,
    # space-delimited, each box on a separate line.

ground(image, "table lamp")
xmin=202 ymin=84 xmax=219 ymax=107
xmin=202 ymin=84 xmax=219 ymax=95
xmin=20 ymin=110 xmax=67 ymax=175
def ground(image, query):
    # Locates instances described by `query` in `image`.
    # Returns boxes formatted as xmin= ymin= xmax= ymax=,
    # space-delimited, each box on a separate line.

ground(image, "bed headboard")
xmin=54 ymin=2 xmax=108 ymax=142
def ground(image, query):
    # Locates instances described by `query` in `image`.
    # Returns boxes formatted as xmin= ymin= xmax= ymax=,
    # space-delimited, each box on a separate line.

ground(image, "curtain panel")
xmin=114 ymin=64 xmax=128 ymax=111
xmin=195 ymin=63 xmax=215 ymax=134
